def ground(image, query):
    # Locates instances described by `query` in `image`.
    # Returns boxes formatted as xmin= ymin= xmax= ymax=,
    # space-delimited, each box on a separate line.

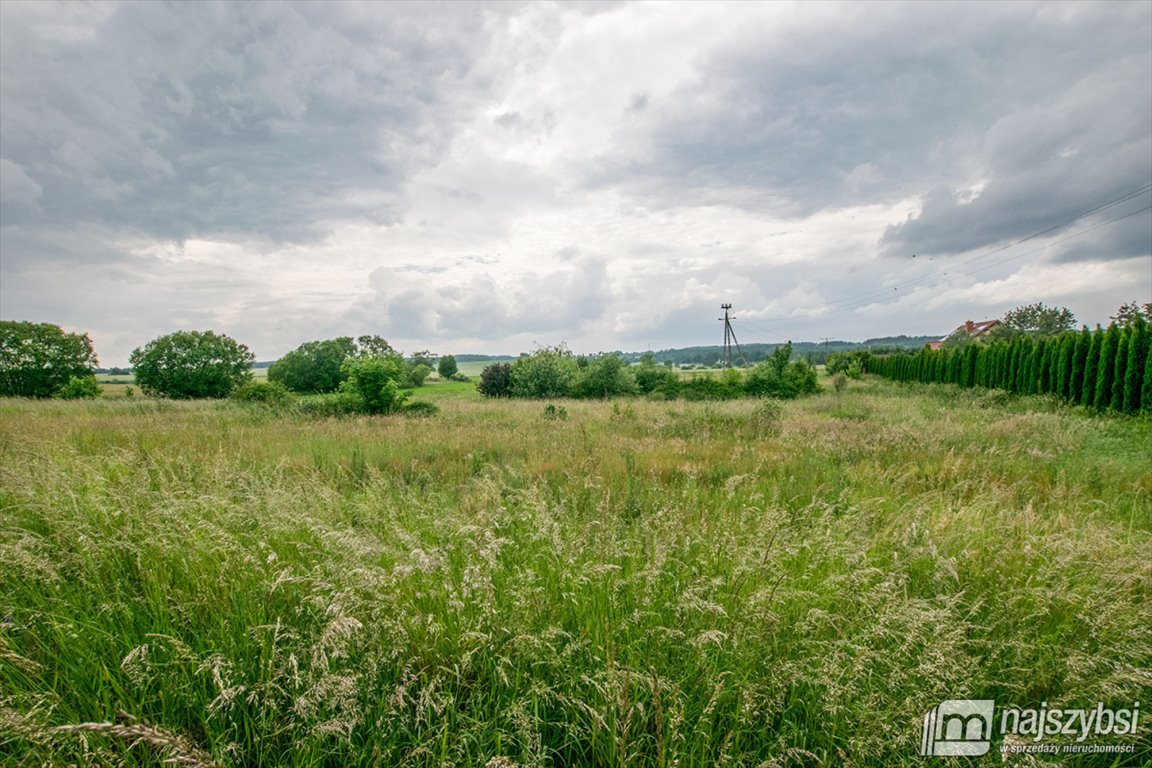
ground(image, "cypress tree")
xmin=1110 ymin=327 xmax=1130 ymax=411
xmin=1081 ymin=327 xmax=1103 ymax=407
xmin=1070 ymin=327 xmax=1091 ymax=403
xmin=1123 ymin=315 xmax=1148 ymax=414
xmin=963 ymin=344 xmax=978 ymax=388
xmin=1027 ymin=339 xmax=1041 ymax=394
xmin=1011 ymin=339 xmax=1023 ymax=393
xmin=1055 ymin=333 xmax=1075 ymax=400
xmin=1036 ymin=338 xmax=1051 ymax=394
xmin=998 ymin=341 xmax=1010 ymax=390
xmin=1044 ymin=337 xmax=1060 ymax=394
xmin=1093 ymin=323 xmax=1120 ymax=410
xmin=1016 ymin=340 xmax=1031 ymax=394
xmin=1014 ymin=338 xmax=1031 ymax=393
xmin=1142 ymin=345 xmax=1152 ymax=414
xmin=1005 ymin=339 xmax=1019 ymax=392
xmin=990 ymin=344 xmax=1001 ymax=388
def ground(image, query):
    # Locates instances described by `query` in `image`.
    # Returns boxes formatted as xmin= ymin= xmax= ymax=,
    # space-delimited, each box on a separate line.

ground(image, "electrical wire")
xmin=747 ymin=186 xmax=1152 ymax=325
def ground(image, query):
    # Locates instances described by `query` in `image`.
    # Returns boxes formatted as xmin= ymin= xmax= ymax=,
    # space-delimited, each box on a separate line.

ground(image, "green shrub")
xmin=825 ymin=351 xmax=865 ymax=379
xmin=573 ymin=353 xmax=636 ymax=398
xmin=404 ymin=363 xmax=431 ymax=388
xmin=634 ymin=356 xmax=679 ymax=397
xmin=55 ymin=374 xmax=102 ymax=399
xmin=745 ymin=354 xmax=819 ymax=399
xmin=402 ymin=400 xmax=440 ymax=417
xmin=680 ymin=373 xmax=743 ymax=401
xmin=340 ymin=356 xmax=409 ymax=414
xmin=230 ymin=380 xmax=294 ymax=407
xmin=510 ymin=346 xmax=578 ymax=398
xmin=477 ymin=363 xmax=512 ymax=397
xmin=542 ymin=403 xmax=568 ymax=420
xmin=295 ymin=391 xmax=364 ymax=417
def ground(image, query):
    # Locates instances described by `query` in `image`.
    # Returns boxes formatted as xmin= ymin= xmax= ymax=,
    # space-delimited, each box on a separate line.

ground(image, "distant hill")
xmin=625 ymin=336 xmax=937 ymax=366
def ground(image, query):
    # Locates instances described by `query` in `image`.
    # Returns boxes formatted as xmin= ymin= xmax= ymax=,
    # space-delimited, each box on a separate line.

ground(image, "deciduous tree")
xmin=130 ymin=330 xmax=253 ymax=399
xmin=268 ymin=337 xmax=356 ymax=393
xmin=991 ymin=302 xmax=1076 ymax=339
xmin=0 ymin=321 xmax=98 ymax=398
xmin=437 ymin=354 xmax=458 ymax=380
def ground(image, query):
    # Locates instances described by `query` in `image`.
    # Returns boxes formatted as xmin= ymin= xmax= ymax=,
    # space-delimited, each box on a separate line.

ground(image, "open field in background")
xmin=1 ymin=378 xmax=1149 ymax=766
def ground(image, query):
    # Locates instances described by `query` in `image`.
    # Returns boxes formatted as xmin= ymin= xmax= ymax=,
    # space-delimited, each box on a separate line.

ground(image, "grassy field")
xmin=1 ymin=378 xmax=1149 ymax=766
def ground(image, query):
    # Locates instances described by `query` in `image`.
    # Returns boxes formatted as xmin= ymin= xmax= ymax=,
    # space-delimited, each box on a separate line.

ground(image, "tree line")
xmin=0 ymin=324 xmax=453 ymax=415
xmin=476 ymin=344 xmax=821 ymax=400
xmin=868 ymin=305 xmax=1151 ymax=415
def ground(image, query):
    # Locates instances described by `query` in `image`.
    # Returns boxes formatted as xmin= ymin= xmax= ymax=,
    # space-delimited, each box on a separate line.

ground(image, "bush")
xmin=55 ymin=374 xmax=102 ymax=399
xmin=573 ymin=353 xmax=636 ymax=398
xmin=296 ymin=391 xmax=364 ymax=418
xmin=634 ymin=354 xmax=679 ymax=397
xmin=339 ymin=356 xmax=409 ymax=415
xmin=402 ymin=400 xmax=440 ymax=417
xmin=826 ymin=351 xmax=865 ymax=379
xmin=478 ymin=363 xmax=512 ymax=397
xmin=745 ymin=345 xmax=820 ymax=399
xmin=231 ymin=380 xmax=294 ymax=407
xmin=510 ymin=346 xmax=578 ymax=398
xmin=542 ymin=403 xmax=568 ymax=420
xmin=268 ymin=338 xmax=355 ymax=393
xmin=680 ymin=373 xmax=743 ymax=401
xmin=404 ymin=363 xmax=431 ymax=388
xmin=130 ymin=330 xmax=254 ymax=399
xmin=450 ymin=372 xmax=471 ymax=383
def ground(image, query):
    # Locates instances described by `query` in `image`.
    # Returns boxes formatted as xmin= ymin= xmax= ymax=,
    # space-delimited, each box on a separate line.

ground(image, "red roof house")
xmin=928 ymin=319 xmax=1001 ymax=350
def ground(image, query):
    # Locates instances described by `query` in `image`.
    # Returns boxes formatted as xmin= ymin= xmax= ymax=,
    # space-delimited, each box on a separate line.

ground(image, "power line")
xmin=830 ymin=202 xmax=1152 ymax=315
xmin=812 ymin=183 xmax=1152 ymax=316
xmin=749 ymin=185 xmax=1152 ymax=325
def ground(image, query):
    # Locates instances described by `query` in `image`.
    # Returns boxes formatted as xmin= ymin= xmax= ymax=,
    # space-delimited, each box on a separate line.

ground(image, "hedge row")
xmin=867 ymin=317 xmax=1151 ymax=415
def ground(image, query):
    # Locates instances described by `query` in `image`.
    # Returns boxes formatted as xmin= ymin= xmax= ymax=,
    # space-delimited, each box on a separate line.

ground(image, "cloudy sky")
xmin=1 ymin=1 xmax=1149 ymax=365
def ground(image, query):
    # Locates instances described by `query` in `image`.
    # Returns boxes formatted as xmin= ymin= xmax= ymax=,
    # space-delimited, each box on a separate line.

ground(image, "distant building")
xmin=928 ymin=319 xmax=1001 ymax=350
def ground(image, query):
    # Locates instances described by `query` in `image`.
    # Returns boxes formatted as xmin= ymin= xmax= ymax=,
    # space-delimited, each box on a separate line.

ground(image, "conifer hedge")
xmin=867 ymin=317 xmax=1150 ymax=415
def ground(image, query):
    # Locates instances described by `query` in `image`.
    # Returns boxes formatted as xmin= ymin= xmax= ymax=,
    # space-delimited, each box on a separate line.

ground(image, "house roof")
xmin=928 ymin=319 xmax=1001 ymax=349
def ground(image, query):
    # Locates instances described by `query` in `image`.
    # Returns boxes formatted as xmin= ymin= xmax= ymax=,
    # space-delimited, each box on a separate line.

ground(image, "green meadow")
xmin=1 ymin=378 xmax=1149 ymax=766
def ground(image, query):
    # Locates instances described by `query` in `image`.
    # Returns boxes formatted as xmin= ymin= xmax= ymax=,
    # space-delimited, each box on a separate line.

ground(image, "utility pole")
xmin=719 ymin=304 xmax=744 ymax=368
xmin=820 ymin=337 xmax=831 ymax=363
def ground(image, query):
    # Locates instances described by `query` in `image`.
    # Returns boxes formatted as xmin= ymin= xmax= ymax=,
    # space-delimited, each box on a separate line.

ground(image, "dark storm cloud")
xmin=1046 ymin=207 xmax=1152 ymax=264
xmin=594 ymin=2 xmax=1151 ymax=261
xmin=0 ymin=1 xmax=496 ymax=244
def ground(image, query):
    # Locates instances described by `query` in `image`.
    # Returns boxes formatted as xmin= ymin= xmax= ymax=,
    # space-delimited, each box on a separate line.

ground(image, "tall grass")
xmin=1 ymin=378 xmax=1149 ymax=766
